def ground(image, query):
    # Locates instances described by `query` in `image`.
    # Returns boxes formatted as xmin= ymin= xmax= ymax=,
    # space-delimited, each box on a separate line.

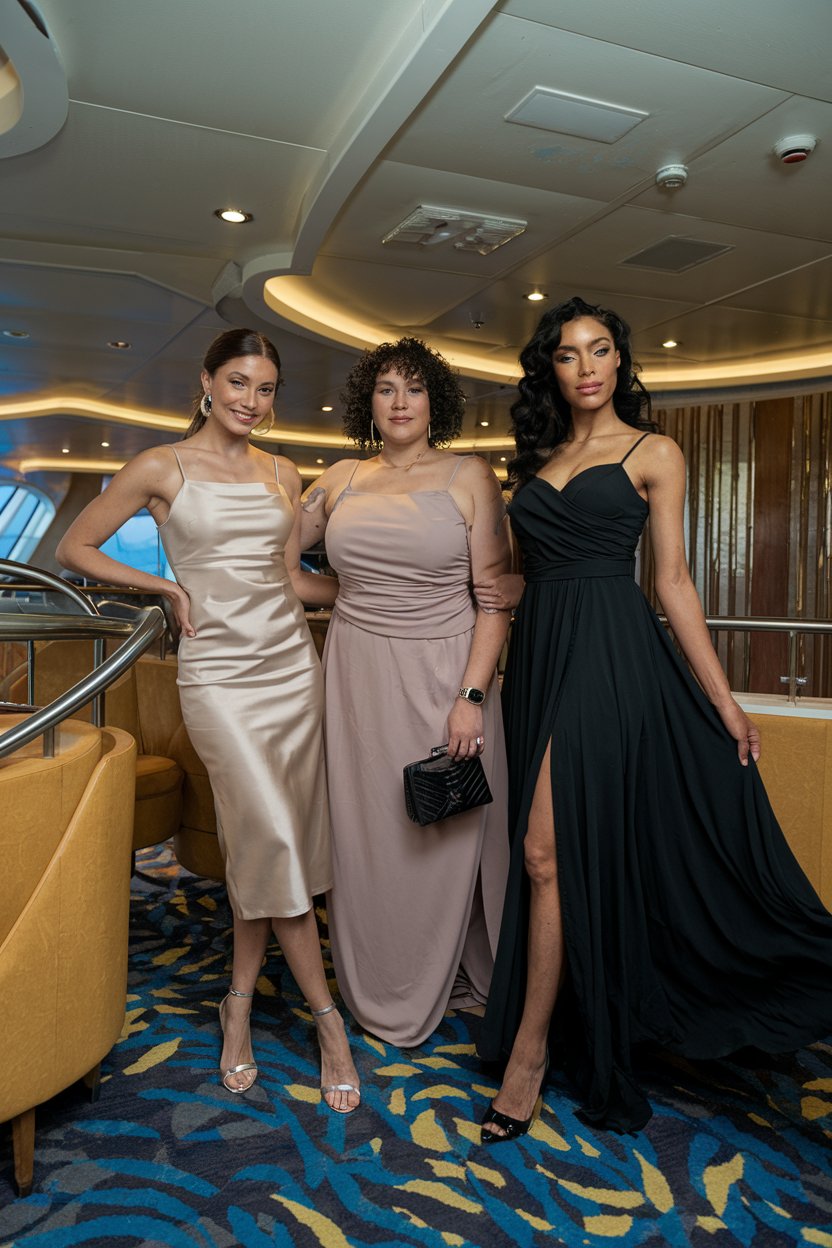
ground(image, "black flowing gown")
xmin=478 ymin=442 xmax=832 ymax=1132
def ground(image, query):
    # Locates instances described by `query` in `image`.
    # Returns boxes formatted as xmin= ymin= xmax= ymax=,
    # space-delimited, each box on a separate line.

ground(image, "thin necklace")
xmin=376 ymin=448 xmax=428 ymax=473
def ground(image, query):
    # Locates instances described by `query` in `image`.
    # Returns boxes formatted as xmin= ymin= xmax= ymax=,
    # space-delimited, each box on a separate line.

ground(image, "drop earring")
xmin=428 ymin=420 xmax=432 ymax=446
xmin=200 ymin=392 xmax=212 ymax=418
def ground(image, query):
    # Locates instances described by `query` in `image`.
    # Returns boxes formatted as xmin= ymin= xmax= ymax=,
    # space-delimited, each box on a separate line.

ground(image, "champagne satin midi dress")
xmin=159 ymin=448 xmax=331 ymax=919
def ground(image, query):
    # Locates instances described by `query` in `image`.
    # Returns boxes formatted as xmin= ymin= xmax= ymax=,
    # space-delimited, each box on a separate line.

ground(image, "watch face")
xmin=462 ymin=687 xmax=485 ymax=704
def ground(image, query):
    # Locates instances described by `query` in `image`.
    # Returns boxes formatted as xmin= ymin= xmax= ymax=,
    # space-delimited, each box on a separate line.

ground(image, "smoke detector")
xmin=655 ymin=164 xmax=688 ymax=189
xmin=773 ymin=135 xmax=817 ymax=164
xmin=382 ymin=205 xmax=527 ymax=256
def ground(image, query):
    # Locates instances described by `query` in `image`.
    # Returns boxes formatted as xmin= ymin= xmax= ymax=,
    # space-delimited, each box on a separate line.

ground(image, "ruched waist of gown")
xmin=333 ymin=582 xmax=476 ymax=638
xmin=525 ymin=557 xmax=636 ymax=582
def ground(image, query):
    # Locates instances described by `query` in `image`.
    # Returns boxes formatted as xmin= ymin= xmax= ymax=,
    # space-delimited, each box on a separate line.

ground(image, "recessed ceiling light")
xmin=525 ymin=291 xmax=547 ymax=302
xmin=3 ymin=329 xmax=29 ymax=338
xmin=662 ymin=339 xmax=679 ymax=349
xmin=108 ymin=340 xmax=131 ymax=350
xmin=101 ymin=441 xmax=110 ymax=448
xmin=215 ymin=208 xmax=253 ymax=224
xmin=315 ymin=458 xmax=324 ymax=465
xmin=479 ymin=420 xmax=489 ymax=427
xmin=321 ymin=405 xmax=333 ymax=412
xmin=499 ymin=456 xmax=507 ymax=462
xmin=61 ymin=447 xmax=69 ymax=453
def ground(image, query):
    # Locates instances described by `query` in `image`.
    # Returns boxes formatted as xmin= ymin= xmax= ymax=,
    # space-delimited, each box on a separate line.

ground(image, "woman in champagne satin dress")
xmin=57 ymin=328 xmax=360 ymax=1112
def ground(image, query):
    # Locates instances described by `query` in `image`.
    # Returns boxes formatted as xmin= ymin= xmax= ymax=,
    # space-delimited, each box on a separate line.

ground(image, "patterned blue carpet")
xmin=1 ymin=846 xmax=831 ymax=1247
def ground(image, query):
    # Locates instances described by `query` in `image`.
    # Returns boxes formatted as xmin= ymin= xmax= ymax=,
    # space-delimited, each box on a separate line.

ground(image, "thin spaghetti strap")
xmin=273 ymin=454 xmax=280 ymax=483
xmin=620 ymin=432 xmax=651 ymax=465
xmin=446 ymin=454 xmax=473 ymax=488
xmin=170 ymin=444 xmax=186 ymax=480
xmin=345 ymin=459 xmax=363 ymax=490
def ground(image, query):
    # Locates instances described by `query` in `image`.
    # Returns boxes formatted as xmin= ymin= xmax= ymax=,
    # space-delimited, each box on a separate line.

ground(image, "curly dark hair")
xmin=184 ymin=328 xmax=284 ymax=439
xmin=509 ymin=295 xmax=656 ymax=490
xmin=341 ymin=337 xmax=465 ymax=449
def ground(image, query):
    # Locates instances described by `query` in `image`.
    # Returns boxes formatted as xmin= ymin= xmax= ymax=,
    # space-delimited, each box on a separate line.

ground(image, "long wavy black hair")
xmin=509 ymin=295 xmax=655 ymax=490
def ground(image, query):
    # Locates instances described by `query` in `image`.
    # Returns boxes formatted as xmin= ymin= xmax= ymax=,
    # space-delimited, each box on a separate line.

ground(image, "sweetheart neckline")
xmin=532 ymin=463 xmax=647 ymax=506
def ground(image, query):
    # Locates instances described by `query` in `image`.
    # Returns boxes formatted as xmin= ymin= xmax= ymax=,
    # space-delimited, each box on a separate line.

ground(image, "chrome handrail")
xmin=662 ymin=615 xmax=832 ymax=701
xmin=0 ymin=561 xmax=166 ymax=758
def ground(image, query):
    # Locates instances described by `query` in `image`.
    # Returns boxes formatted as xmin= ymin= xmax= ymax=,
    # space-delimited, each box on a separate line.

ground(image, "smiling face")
xmin=201 ymin=354 xmax=278 ymax=435
xmin=551 ymin=317 xmax=621 ymax=417
xmin=371 ymin=369 xmax=431 ymax=446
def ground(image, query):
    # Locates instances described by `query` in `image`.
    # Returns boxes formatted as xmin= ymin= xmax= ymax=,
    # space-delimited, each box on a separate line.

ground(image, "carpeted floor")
xmin=1 ymin=847 xmax=831 ymax=1247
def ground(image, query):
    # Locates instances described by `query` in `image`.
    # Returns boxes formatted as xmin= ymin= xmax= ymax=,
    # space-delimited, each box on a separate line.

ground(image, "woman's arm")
xmin=299 ymin=461 xmax=356 ymax=550
xmin=474 ymin=514 xmax=524 ymax=611
xmin=640 ymin=436 xmax=760 ymax=765
xmin=281 ymin=459 xmax=339 ymax=607
xmin=55 ymin=446 xmax=196 ymax=636
xmin=446 ymin=458 xmax=513 ymax=759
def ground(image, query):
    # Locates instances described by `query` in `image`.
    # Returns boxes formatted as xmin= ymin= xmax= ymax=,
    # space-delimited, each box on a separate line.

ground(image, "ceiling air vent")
xmin=382 ymin=205 xmax=527 ymax=256
xmin=621 ymin=237 xmax=733 ymax=272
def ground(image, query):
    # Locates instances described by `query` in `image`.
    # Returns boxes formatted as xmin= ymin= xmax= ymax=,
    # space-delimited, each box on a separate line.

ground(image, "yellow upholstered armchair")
xmin=0 ymin=716 xmax=137 ymax=1196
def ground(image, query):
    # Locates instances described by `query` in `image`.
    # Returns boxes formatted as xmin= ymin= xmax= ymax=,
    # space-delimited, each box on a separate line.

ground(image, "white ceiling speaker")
xmin=655 ymin=164 xmax=688 ymax=189
xmin=772 ymin=135 xmax=817 ymax=164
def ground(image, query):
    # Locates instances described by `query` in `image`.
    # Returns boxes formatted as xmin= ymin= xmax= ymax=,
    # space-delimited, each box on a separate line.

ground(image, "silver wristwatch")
xmin=458 ymin=686 xmax=486 ymax=705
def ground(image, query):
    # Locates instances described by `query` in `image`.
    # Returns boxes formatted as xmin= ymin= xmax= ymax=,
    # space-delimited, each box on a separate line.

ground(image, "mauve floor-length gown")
xmin=323 ymin=460 xmax=509 ymax=1047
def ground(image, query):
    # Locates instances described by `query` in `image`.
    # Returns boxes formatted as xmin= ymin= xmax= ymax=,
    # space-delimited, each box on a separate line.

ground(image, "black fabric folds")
xmin=478 ymin=464 xmax=832 ymax=1132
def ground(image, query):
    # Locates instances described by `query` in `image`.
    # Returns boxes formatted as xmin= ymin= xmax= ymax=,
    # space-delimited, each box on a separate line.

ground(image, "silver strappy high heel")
xmin=218 ymin=986 xmax=258 ymax=1094
xmin=312 ymin=1001 xmax=361 ymax=1114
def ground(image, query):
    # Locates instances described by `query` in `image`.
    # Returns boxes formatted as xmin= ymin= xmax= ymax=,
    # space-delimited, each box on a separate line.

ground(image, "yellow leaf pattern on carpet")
xmin=412 ymin=1084 xmax=470 ymax=1102
xmin=635 ymin=1150 xmax=674 ymax=1212
xmin=802 ymin=1096 xmax=832 ymax=1120
xmin=395 ymin=1180 xmax=481 ymax=1213
xmin=271 ymin=1196 xmax=353 ymax=1247
xmin=584 ymin=1214 xmax=634 ymax=1236
xmin=704 ymin=1153 xmax=744 ymax=1217
xmin=557 ymin=1179 xmax=643 ymax=1208
xmin=410 ymin=1108 xmax=451 ymax=1152
xmin=123 ymin=1037 xmax=181 ymax=1074
xmin=388 ymin=1087 xmax=406 ymax=1116
xmin=152 ymin=945 xmax=189 ymax=966
xmin=285 ymin=1084 xmax=319 ymax=1103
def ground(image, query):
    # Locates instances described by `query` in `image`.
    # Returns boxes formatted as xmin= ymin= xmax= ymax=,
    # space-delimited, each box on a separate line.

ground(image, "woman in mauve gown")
xmin=58 ymin=328 xmax=360 ymax=1113
xmin=473 ymin=296 xmax=832 ymax=1140
xmin=301 ymin=337 xmax=511 ymax=1048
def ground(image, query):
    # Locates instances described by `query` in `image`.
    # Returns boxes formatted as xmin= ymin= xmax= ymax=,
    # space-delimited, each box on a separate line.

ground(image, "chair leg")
xmin=12 ymin=1106 xmax=35 ymax=1198
xmin=83 ymin=1061 xmax=102 ymax=1103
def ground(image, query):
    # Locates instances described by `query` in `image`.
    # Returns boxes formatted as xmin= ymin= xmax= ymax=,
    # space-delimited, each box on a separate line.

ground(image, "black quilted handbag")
xmin=403 ymin=744 xmax=493 ymax=827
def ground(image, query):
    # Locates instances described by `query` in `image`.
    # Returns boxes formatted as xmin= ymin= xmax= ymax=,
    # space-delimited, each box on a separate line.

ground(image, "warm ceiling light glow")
xmin=315 ymin=458 xmax=324 ymax=464
xmin=101 ymin=441 xmax=110 ymax=447
xmin=499 ymin=456 xmax=507 ymax=462
xmin=525 ymin=291 xmax=547 ymax=302
xmin=479 ymin=420 xmax=489 ymax=427
xmin=3 ymin=329 xmax=29 ymax=339
xmin=61 ymin=446 xmax=69 ymax=453
xmin=215 ymin=208 xmax=253 ymax=224
xmin=108 ymin=340 xmax=131 ymax=350
xmin=321 ymin=405 xmax=333 ymax=412
xmin=662 ymin=339 xmax=678 ymax=349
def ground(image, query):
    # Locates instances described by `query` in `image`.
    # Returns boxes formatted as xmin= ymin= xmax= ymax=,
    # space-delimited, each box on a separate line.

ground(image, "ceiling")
xmin=1 ymin=0 xmax=830 ymax=492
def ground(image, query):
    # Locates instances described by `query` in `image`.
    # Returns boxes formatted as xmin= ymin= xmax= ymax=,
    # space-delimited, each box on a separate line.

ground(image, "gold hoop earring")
xmin=253 ymin=409 xmax=275 ymax=436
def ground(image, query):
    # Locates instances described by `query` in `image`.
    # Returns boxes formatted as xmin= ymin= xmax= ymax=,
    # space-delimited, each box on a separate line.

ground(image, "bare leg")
xmin=485 ymin=742 xmax=563 ymax=1135
xmin=272 ymin=909 xmax=360 ymax=1112
xmin=220 ymin=915 xmax=270 ymax=1091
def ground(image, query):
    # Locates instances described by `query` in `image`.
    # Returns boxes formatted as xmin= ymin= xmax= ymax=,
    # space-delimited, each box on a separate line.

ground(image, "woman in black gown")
xmin=475 ymin=295 xmax=832 ymax=1139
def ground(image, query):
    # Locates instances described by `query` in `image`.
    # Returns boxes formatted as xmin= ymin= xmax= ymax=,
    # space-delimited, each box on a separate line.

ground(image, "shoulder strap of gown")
xmin=446 ymin=454 xmax=473 ymax=488
xmin=620 ymin=432 xmax=651 ymax=465
xmin=273 ymin=454 xmax=280 ymax=483
xmin=170 ymin=444 xmax=186 ymax=480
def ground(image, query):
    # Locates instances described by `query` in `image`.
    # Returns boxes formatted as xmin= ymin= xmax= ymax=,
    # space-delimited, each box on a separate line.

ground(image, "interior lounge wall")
xmin=639 ymin=390 xmax=832 ymax=697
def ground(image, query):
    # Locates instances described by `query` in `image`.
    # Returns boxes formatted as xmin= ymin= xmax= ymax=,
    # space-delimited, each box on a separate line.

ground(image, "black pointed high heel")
xmin=480 ymin=1053 xmax=549 ymax=1146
